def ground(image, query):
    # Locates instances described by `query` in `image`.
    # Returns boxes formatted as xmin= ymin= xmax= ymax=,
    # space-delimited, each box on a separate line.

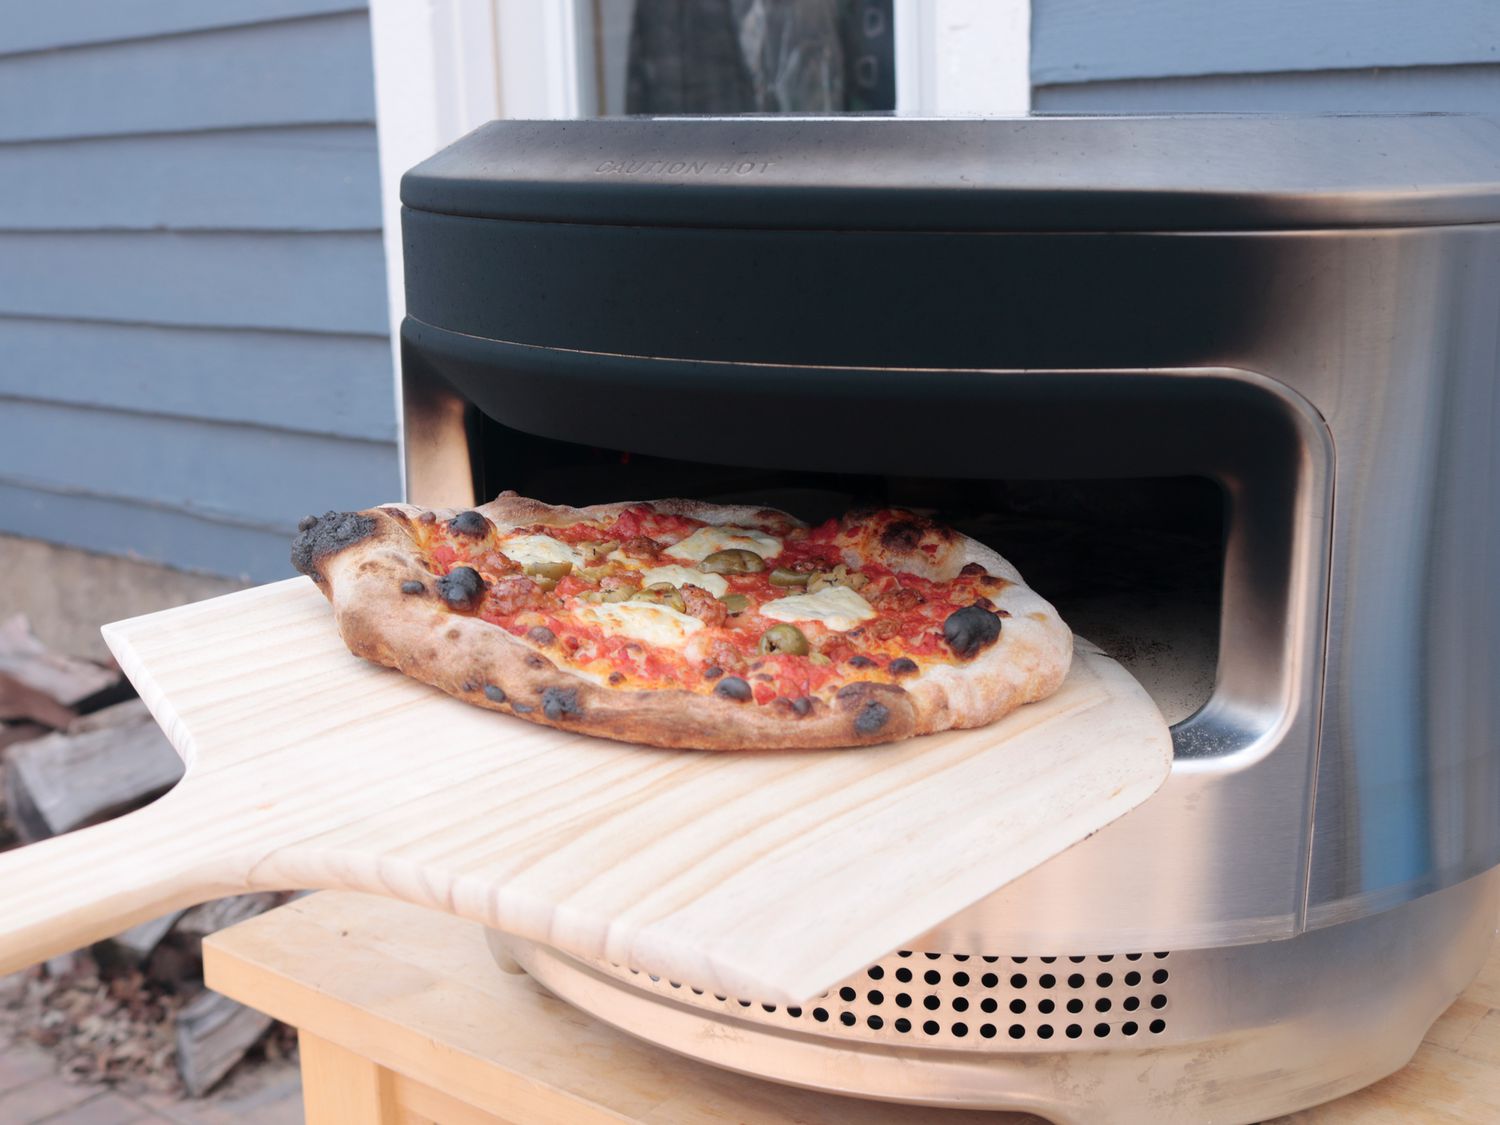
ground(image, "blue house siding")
xmin=0 ymin=2 xmax=398 ymax=582
xmin=1032 ymin=0 xmax=1500 ymax=114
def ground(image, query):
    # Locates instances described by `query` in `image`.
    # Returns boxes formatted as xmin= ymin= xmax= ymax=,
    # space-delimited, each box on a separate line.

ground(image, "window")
xmin=588 ymin=0 xmax=896 ymax=115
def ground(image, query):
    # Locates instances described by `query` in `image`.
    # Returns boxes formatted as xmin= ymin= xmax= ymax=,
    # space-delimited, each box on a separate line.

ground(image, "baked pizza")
xmin=291 ymin=494 xmax=1072 ymax=750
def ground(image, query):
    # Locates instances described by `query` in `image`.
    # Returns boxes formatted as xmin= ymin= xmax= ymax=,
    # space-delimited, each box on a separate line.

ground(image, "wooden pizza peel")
xmin=0 ymin=578 xmax=1171 ymax=1004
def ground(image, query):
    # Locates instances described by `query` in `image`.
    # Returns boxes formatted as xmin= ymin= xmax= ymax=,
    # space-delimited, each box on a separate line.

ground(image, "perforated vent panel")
xmin=601 ymin=949 xmax=1172 ymax=1051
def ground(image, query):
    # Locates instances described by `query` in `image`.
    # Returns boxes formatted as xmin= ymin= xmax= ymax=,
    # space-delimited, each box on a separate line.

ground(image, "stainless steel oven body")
xmin=399 ymin=115 xmax=1500 ymax=1122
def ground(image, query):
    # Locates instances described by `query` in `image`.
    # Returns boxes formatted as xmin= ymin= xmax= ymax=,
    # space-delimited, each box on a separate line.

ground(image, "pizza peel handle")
xmin=0 ymin=781 xmax=244 ymax=975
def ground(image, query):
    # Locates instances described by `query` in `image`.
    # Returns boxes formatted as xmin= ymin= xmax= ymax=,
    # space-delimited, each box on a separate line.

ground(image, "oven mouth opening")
xmin=467 ymin=414 xmax=1224 ymax=729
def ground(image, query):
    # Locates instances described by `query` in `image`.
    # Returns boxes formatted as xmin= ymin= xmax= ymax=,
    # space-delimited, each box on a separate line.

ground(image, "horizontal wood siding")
xmin=0 ymin=127 xmax=381 ymax=231
xmin=1033 ymin=3 xmax=1500 ymax=128
xmin=0 ymin=231 xmax=389 ymax=335
xmin=0 ymin=3 xmax=396 ymax=583
xmin=1032 ymin=0 xmax=1500 ymax=85
xmin=0 ymin=320 xmax=395 ymax=442
xmin=0 ymin=402 xmax=395 ymax=529
xmin=1036 ymin=63 xmax=1500 ymax=115
xmin=0 ymin=484 xmax=306 ymax=581
xmin=0 ymin=1 xmax=363 ymax=57
xmin=0 ymin=12 xmax=375 ymax=142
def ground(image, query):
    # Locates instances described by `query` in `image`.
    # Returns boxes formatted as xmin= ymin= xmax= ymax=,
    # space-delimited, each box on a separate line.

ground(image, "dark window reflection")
xmin=601 ymin=0 xmax=894 ymax=115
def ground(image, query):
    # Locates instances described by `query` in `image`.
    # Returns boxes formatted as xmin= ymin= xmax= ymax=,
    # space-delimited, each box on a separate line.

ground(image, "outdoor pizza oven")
xmin=395 ymin=116 xmax=1500 ymax=1123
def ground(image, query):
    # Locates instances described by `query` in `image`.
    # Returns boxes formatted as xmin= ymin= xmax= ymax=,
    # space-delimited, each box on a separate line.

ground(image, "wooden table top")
xmin=204 ymin=892 xmax=1500 ymax=1124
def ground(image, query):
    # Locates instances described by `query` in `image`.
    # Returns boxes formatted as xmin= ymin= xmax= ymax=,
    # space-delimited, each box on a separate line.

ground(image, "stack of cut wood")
xmin=0 ymin=613 xmax=291 ymax=1096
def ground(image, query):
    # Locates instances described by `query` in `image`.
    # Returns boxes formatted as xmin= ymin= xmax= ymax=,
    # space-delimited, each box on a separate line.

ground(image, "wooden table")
xmin=205 ymin=892 xmax=1500 ymax=1125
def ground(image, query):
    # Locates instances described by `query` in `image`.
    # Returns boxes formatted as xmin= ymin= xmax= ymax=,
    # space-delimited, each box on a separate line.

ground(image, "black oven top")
xmin=402 ymin=114 xmax=1500 ymax=234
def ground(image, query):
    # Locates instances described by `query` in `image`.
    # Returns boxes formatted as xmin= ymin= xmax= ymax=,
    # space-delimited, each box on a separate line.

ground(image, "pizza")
xmin=291 ymin=494 xmax=1072 ymax=750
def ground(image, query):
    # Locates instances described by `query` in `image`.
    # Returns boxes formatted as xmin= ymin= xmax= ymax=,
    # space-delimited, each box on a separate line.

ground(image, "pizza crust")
xmin=293 ymin=496 xmax=1072 ymax=750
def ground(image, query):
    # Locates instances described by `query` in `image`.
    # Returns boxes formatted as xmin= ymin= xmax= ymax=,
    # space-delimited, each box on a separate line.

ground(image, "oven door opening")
xmin=462 ymin=413 xmax=1224 ymax=729
xmin=404 ymin=342 xmax=1331 ymax=761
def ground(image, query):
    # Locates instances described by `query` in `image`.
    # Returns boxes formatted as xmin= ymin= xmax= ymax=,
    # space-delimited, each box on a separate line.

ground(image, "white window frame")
xmin=369 ymin=0 xmax=1031 ymax=472
xmin=893 ymin=0 xmax=1030 ymax=117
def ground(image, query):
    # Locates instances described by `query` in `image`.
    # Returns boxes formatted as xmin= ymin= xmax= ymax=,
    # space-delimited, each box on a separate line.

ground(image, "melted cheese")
xmin=760 ymin=585 xmax=876 ymax=632
xmin=499 ymin=534 xmax=583 ymax=570
xmin=665 ymin=526 xmax=781 ymax=563
xmin=580 ymin=601 xmax=704 ymax=647
xmin=639 ymin=565 xmax=728 ymax=598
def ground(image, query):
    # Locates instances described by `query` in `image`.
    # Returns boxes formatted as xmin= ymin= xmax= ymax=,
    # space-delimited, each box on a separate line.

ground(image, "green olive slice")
xmin=632 ymin=583 xmax=686 ymax=613
xmin=524 ymin=560 xmax=573 ymax=580
xmin=701 ymin=548 xmax=765 ymax=574
xmin=759 ymin=623 xmax=810 ymax=656
xmin=768 ymin=567 xmax=810 ymax=587
xmin=718 ymin=593 xmax=750 ymax=615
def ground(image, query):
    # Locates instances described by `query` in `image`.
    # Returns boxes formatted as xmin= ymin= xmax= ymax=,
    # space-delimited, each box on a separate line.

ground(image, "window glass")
xmin=588 ymin=0 xmax=895 ymax=115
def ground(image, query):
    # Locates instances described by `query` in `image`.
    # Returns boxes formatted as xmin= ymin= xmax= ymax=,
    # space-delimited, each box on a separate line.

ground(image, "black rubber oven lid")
xmin=402 ymin=114 xmax=1500 ymax=232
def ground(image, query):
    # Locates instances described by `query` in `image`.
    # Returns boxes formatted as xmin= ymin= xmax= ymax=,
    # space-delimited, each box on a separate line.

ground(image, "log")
xmin=2 ymin=701 xmax=182 ymax=843
xmin=174 ymin=989 xmax=272 ymax=1097
xmin=67 ymin=698 xmax=150 ymax=734
xmin=0 ymin=672 xmax=75 ymax=729
xmin=173 ymin=894 xmax=282 ymax=940
xmin=0 ymin=721 xmax=47 ymax=751
xmin=0 ymin=613 xmax=117 ymax=707
xmin=103 ymin=910 xmax=187 ymax=968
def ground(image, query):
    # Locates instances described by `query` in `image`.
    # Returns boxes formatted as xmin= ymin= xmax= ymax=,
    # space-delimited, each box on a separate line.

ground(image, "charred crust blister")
xmin=290 ymin=511 xmax=377 ymax=583
xmin=400 ymin=579 xmax=425 ymax=596
xmin=943 ymin=604 xmax=1003 ymax=659
xmin=448 ymin=510 xmax=490 ymax=537
xmin=483 ymin=684 xmax=507 ymax=703
xmin=835 ymin=682 xmax=871 ymax=704
xmin=848 ymin=654 xmax=878 ymax=669
xmin=541 ymin=686 xmax=581 ymax=721
xmin=436 ymin=566 xmax=486 ymax=612
xmin=888 ymin=656 xmax=919 ymax=676
xmin=791 ymin=696 xmax=813 ymax=716
xmin=715 ymin=676 xmax=752 ymax=702
xmin=854 ymin=700 xmax=891 ymax=735
xmin=879 ymin=519 xmax=924 ymax=552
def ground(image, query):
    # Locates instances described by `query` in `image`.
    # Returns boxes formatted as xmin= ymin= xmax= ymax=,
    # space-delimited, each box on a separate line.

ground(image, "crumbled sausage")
xmin=489 ymin=575 xmax=545 ymax=616
xmin=617 ymin=536 xmax=661 ymax=561
xmin=877 ymin=588 xmax=924 ymax=613
xmin=680 ymin=584 xmax=728 ymax=626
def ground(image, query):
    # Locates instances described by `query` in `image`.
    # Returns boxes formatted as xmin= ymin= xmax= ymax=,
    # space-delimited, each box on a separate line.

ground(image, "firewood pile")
xmin=0 ymin=613 xmax=294 ymax=1096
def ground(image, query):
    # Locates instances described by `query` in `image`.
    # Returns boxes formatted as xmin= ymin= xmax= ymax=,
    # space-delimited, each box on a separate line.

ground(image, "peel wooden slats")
xmin=0 ymin=578 xmax=1172 ymax=1004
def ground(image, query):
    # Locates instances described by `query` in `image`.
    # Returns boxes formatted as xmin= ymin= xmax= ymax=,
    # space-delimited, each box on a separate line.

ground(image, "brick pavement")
xmin=0 ymin=1036 xmax=302 ymax=1124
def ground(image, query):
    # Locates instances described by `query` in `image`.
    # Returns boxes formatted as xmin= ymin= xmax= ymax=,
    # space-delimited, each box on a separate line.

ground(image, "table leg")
xmin=299 ymin=1030 xmax=400 ymax=1123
